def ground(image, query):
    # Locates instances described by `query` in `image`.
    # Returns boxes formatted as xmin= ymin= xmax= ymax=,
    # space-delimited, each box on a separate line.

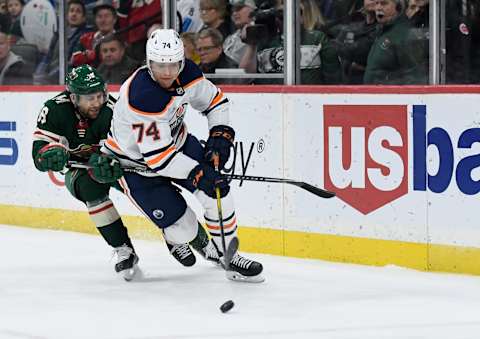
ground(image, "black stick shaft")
xmin=66 ymin=161 xmax=335 ymax=199
xmin=227 ymin=174 xmax=336 ymax=199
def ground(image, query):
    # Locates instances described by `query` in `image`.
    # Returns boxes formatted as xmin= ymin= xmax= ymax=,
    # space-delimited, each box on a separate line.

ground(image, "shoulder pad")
xmin=43 ymin=91 xmax=74 ymax=112
xmin=128 ymin=68 xmax=173 ymax=114
xmin=178 ymin=59 xmax=204 ymax=88
xmin=47 ymin=91 xmax=72 ymax=106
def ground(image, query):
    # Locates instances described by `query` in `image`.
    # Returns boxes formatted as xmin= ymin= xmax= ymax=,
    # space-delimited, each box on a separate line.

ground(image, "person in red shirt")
xmin=117 ymin=0 xmax=161 ymax=62
xmin=71 ymin=1 xmax=117 ymax=67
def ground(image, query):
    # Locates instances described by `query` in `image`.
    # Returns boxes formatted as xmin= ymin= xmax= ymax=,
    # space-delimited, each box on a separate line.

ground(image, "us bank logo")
xmin=324 ymin=105 xmax=480 ymax=214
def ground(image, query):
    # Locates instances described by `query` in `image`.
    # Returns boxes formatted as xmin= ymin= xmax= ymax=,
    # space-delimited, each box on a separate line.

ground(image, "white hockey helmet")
xmin=146 ymin=29 xmax=185 ymax=78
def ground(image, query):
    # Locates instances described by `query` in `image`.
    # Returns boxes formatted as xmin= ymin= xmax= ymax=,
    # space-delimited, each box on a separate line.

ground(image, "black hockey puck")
xmin=220 ymin=300 xmax=234 ymax=313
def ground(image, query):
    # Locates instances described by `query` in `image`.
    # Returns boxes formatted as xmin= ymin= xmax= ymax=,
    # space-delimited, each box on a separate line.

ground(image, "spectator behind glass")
xmin=363 ymin=0 xmax=426 ymax=84
xmin=319 ymin=0 xmax=363 ymax=23
xmin=240 ymin=0 xmax=342 ymax=84
xmin=0 ymin=1 xmax=8 ymax=35
xmin=0 ymin=0 xmax=6 ymax=14
xmin=6 ymin=0 xmax=23 ymax=41
xmin=199 ymin=0 xmax=233 ymax=39
xmin=33 ymin=0 xmax=92 ymax=84
xmin=196 ymin=27 xmax=239 ymax=84
xmin=66 ymin=0 xmax=92 ymax=61
xmin=71 ymin=1 xmax=118 ymax=67
xmin=468 ymin=0 xmax=480 ymax=83
xmin=181 ymin=32 xmax=200 ymax=64
xmin=223 ymin=0 xmax=256 ymax=65
xmin=444 ymin=0 xmax=473 ymax=83
xmin=406 ymin=0 xmax=428 ymax=27
xmin=178 ymin=0 xmax=203 ymax=33
xmin=329 ymin=0 xmax=378 ymax=83
xmin=0 ymin=30 xmax=32 ymax=84
xmin=117 ymin=0 xmax=161 ymax=63
xmin=97 ymin=34 xmax=139 ymax=84
xmin=406 ymin=0 xmax=429 ymax=81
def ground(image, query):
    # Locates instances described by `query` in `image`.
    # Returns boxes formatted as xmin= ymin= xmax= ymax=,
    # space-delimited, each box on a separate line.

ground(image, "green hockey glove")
xmin=34 ymin=143 xmax=69 ymax=172
xmin=88 ymin=153 xmax=123 ymax=183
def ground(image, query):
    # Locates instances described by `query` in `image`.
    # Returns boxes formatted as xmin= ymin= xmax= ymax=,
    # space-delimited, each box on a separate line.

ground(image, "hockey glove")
xmin=88 ymin=153 xmax=123 ymax=184
xmin=188 ymin=164 xmax=230 ymax=198
xmin=204 ymin=125 xmax=235 ymax=170
xmin=34 ymin=143 xmax=69 ymax=172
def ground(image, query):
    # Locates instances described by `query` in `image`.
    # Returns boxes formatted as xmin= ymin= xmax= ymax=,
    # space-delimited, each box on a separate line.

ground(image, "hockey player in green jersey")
xmin=32 ymin=65 xmax=138 ymax=281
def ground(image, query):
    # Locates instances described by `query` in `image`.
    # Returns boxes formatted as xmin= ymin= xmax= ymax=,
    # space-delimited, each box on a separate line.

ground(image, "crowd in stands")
xmin=0 ymin=0 xmax=479 ymax=85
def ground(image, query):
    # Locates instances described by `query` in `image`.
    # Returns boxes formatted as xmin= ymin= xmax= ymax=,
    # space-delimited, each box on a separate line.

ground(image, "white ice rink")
xmin=2 ymin=224 xmax=480 ymax=339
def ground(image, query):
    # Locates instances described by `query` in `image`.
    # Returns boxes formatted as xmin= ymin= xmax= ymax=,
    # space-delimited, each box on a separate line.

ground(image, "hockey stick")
xmin=228 ymin=174 xmax=336 ymax=199
xmin=214 ymin=185 xmax=228 ymax=266
xmin=214 ymin=156 xmax=238 ymax=272
xmin=66 ymin=161 xmax=335 ymax=199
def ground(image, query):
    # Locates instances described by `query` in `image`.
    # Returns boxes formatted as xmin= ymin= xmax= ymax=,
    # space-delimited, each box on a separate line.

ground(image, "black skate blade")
xmin=224 ymin=237 xmax=239 ymax=271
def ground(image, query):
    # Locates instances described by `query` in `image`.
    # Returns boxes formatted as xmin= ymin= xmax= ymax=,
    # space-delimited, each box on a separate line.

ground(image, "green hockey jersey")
xmin=32 ymin=91 xmax=117 ymax=165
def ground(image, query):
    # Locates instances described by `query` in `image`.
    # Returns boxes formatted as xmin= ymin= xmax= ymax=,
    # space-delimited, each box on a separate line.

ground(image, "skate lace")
xmin=230 ymin=254 xmax=252 ymax=269
xmin=204 ymin=241 xmax=220 ymax=260
xmin=171 ymin=244 xmax=192 ymax=260
xmin=114 ymin=244 xmax=133 ymax=263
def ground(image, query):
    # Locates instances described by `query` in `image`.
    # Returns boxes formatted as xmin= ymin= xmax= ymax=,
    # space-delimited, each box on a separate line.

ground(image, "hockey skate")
xmin=224 ymin=253 xmax=264 ymax=283
xmin=114 ymin=244 xmax=139 ymax=281
xmin=193 ymin=239 xmax=221 ymax=265
xmin=167 ymin=243 xmax=196 ymax=267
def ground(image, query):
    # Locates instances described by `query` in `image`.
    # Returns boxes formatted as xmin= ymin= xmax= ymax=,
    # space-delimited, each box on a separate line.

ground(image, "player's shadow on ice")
xmin=128 ymin=267 xmax=215 ymax=283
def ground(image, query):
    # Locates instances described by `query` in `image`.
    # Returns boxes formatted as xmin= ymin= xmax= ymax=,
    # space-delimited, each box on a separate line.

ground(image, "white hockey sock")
xmin=195 ymin=190 xmax=237 ymax=254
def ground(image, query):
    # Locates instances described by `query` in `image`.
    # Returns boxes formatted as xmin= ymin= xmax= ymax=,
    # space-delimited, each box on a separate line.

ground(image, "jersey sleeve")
xmin=32 ymin=96 xmax=71 ymax=164
xmin=181 ymin=60 xmax=231 ymax=130
xmin=32 ymin=98 xmax=70 ymax=148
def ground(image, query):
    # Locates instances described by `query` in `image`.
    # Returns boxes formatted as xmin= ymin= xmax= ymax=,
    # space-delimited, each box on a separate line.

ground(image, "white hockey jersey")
xmin=177 ymin=0 xmax=203 ymax=33
xmin=103 ymin=59 xmax=231 ymax=179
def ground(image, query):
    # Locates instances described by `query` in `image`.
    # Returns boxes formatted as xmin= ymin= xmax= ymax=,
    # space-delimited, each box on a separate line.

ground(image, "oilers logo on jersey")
xmin=170 ymin=103 xmax=188 ymax=139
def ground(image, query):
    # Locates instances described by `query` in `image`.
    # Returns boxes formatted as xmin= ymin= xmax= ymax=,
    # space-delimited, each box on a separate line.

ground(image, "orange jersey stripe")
xmin=126 ymin=69 xmax=173 ymax=116
xmin=208 ymin=91 xmax=224 ymax=108
xmin=206 ymin=217 xmax=237 ymax=231
xmin=146 ymin=146 xmax=176 ymax=167
xmin=106 ymin=137 xmax=122 ymax=153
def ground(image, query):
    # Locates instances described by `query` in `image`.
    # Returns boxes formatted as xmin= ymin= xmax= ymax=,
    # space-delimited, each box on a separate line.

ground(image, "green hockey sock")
xmin=97 ymin=219 xmax=134 ymax=250
xmin=189 ymin=223 xmax=209 ymax=252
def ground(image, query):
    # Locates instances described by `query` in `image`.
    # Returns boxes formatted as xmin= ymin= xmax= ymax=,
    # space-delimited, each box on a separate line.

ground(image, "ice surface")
xmin=2 ymin=224 xmax=480 ymax=339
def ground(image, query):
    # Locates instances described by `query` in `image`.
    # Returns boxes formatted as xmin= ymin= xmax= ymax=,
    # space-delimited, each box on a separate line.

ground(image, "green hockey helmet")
xmin=66 ymin=65 xmax=106 ymax=95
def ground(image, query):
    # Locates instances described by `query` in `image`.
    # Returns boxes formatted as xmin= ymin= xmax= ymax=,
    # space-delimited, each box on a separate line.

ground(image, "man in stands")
xmin=66 ymin=0 xmax=92 ymax=62
xmin=34 ymin=0 xmax=91 ymax=84
xmin=97 ymin=34 xmax=139 ymax=84
xmin=363 ymin=0 xmax=426 ymax=84
xmin=223 ymin=0 xmax=256 ymax=65
xmin=0 ymin=29 xmax=31 ymax=84
xmin=117 ymin=0 xmax=161 ymax=62
xmin=196 ymin=27 xmax=239 ymax=84
xmin=71 ymin=1 xmax=117 ymax=67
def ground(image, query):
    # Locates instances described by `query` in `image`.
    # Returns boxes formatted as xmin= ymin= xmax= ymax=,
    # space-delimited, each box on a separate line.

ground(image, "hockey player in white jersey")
xmin=103 ymin=28 xmax=263 ymax=282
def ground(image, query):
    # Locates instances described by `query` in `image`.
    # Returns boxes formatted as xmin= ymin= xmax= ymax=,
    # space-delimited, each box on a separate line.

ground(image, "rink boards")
xmin=1 ymin=86 xmax=480 ymax=275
